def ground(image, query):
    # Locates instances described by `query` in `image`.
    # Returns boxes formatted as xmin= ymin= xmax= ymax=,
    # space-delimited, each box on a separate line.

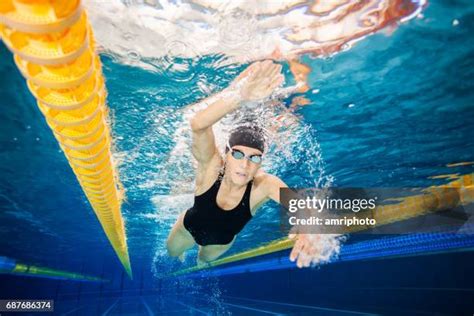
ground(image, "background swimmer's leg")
xmin=197 ymin=236 xmax=236 ymax=264
xmin=166 ymin=212 xmax=196 ymax=261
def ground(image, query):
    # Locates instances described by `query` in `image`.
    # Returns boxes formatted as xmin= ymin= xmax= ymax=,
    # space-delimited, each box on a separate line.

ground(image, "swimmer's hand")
xmin=229 ymin=60 xmax=284 ymax=102
xmin=289 ymin=233 xmax=323 ymax=268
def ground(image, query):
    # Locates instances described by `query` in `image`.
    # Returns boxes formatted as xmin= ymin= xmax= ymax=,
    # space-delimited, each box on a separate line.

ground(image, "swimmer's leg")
xmin=197 ymin=236 xmax=236 ymax=265
xmin=166 ymin=211 xmax=196 ymax=261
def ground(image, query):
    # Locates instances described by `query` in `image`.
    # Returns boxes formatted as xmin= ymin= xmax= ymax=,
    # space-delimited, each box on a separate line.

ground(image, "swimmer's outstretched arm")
xmin=190 ymin=61 xmax=284 ymax=165
xmin=263 ymin=174 xmax=324 ymax=268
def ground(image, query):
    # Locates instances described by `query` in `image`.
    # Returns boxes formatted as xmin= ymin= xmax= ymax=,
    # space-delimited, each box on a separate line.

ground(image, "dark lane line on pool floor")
xmin=177 ymin=294 xmax=286 ymax=315
xmin=222 ymin=295 xmax=378 ymax=316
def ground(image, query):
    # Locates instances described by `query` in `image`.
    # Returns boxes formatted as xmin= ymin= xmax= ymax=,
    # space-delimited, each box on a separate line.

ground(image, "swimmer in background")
xmin=166 ymin=60 xmax=322 ymax=268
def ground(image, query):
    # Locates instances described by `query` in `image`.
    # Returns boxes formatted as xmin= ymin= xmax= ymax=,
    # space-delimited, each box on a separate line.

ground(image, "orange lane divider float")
xmin=0 ymin=0 xmax=132 ymax=277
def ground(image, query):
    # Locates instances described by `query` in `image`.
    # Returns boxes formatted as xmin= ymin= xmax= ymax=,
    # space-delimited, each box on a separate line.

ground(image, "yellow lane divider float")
xmin=172 ymin=173 xmax=474 ymax=276
xmin=0 ymin=256 xmax=107 ymax=282
xmin=0 ymin=0 xmax=132 ymax=277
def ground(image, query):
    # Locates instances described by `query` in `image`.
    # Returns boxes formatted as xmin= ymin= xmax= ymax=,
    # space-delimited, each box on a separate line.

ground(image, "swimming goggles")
xmin=229 ymin=148 xmax=263 ymax=164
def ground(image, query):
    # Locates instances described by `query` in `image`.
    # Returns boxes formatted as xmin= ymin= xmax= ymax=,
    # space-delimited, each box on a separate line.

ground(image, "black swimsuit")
xmin=183 ymin=171 xmax=253 ymax=246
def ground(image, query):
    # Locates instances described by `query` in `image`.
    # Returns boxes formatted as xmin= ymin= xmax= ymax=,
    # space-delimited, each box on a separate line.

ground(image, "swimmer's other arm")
xmin=190 ymin=89 xmax=240 ymax=164
xmin=263 ymin=174 xmax=323 ymax=268
xmin=190 ymin=61 xmax=283 ymax=169
xmin=189 ymin=85 xmax=241 ymax=190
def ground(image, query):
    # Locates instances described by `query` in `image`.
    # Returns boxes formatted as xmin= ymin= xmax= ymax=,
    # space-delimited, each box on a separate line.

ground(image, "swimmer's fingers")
xmin=262 ymin=72 xmax=283 ymax=94
xmin=262 ymin=62 xmax=281 ymax=81
xmin=297 ymin=245 xmax=308 ymax=268
xmin=301 ymin=251 xmax=312 ymax=268
xmin=290 ymin=234 xmax=309 ymax=267
xmin=260 ymin=60 xmax=274 ymax=72
xmin=297 ymin=241 xmax=314 ymax=268
xmin=235 ymin=60 xmax=279 ymax=84
xmin=269 ymin=74 xmax=285 ymax=90
xmin=302 ymin=238 xmax=316 ymax=268
xmin=307 ymin=243 xmax=321 ymax=267
xmin=247 ymin=60 xmax=267 ymax=78
xmin=292 ymin=234 xmax=321 ymax=268
xmin=265 ymin=68 xmax=283 ymax=90
xmin=289 ymin=236 xmax=304 ymax=263
xmin=237 ymin=61 xmax=283 ymax=101
xmin=268 ymin=63 xmax=283 ymax=80
xmin=234 ymin=61 xmax=261 ymax=83
xmin=308 ymin=235 xmax=325 ymax=266
xmin=255 ymin=60 xmax=278 ymax=81
xmin=247 ymin=61 xmax=264 ymax=76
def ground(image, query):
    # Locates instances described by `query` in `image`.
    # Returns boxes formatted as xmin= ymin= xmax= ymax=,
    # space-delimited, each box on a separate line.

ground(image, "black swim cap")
xmin=227 ymin=125 xmax=266 ymax=153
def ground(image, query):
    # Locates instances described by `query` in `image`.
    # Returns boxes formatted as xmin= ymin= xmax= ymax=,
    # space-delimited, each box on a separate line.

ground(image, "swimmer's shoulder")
xmin=253 ymin=171 xmax=268 ymax=188
xmin=250 ymin=173 xmax=288 ymax=213
xmin=195 ymin=153 xmax=223 ymax=194
xmin=253 ymin=171 xmax=284 ymax=184
xmin=253 ymin=172 xmax=286 ymax=194
xmin=253 ymin=172 xmax=287 ymax=203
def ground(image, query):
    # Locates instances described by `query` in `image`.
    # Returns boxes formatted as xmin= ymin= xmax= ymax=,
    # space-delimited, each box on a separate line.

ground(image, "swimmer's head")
xmin=224 ymin=125 xmax=266 ymax=185
xmin=226 ymin=125 xmax=266 ymax=153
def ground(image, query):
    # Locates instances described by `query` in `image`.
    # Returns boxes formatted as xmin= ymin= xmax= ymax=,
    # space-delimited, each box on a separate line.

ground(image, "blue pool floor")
xmin=47 ymin=293 xmax=443 ymax=316
xmin=55 ymin=295 xmax=363 ymax=315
